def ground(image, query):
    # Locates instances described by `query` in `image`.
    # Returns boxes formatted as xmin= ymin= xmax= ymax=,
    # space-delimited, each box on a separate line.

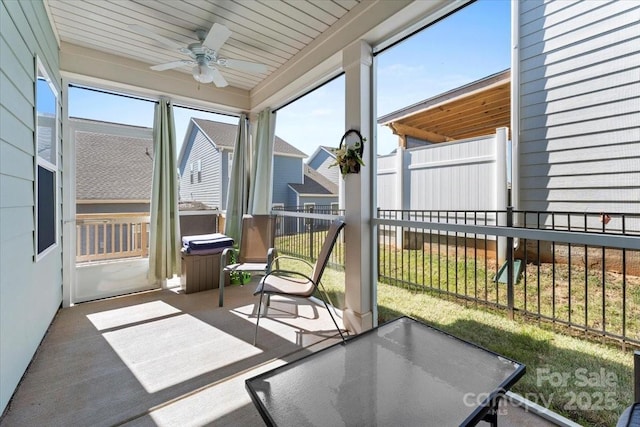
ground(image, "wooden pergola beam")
xmin=388 ymin=122 xmax=452 ymax=144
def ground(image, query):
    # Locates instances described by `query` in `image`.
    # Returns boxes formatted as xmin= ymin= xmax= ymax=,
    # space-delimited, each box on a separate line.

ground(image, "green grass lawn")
xmin=313 ymin=267 xmax=635 ymax=427
xmin=378 ymin=247 xmax=640 ymax=343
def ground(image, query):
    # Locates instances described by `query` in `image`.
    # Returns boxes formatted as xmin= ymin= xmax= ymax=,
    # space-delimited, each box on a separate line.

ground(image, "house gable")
xmin=181 ymin=117 xmax=307 ymax=209
xmin=178 ymin=122 xmax=224 ymax=209
xmin=307 ymin=146 xmax=339 ymax=186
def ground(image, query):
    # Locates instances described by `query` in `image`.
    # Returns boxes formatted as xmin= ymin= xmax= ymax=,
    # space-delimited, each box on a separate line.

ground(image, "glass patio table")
xmin=246 ymin=316 xmax=525 ymax=426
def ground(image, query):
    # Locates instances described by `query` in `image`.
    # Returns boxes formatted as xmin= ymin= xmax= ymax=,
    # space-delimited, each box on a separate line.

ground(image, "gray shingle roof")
xmin=289 ymin=165 xmax=338 ymax=195
xmin=192 ymin=118 xmax=306 ymax=157
xmin=75 ymin=121 xmax=154 ymax=201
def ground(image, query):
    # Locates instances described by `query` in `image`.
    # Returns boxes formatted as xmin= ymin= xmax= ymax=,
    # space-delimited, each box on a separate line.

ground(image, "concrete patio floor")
xmin=1 ymin=279 xmax=567 ymax=426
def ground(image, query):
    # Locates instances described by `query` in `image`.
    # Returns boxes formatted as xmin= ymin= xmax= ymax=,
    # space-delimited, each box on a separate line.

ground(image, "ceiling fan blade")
xmin=203 ymin=23 xmax=231 ymax=52
xmin=220 ymin=58 xmax=267 ymax=74
xmin=209 ymin=67 xmax=228 ymax=87
xmin=129 ymin=24 xmax=182 ymax=50
xmin=150 ymin=60 xmax=190 ymax=71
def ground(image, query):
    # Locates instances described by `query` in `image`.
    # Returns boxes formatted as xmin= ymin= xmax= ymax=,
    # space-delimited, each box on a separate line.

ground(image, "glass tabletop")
xmin=246 ymin=316 xmax=525 ymax=426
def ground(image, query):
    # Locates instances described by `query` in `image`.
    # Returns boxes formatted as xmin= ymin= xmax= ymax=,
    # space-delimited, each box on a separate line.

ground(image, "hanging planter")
xmin=329 ymin=129 xmax=366 ymax=177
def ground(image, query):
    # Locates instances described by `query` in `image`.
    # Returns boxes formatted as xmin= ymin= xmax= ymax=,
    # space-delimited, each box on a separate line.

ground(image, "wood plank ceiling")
xmin=45 ymin=0 xmax=360 ymax=91
xmin=378 ymin=69 xmax=511 ymax=145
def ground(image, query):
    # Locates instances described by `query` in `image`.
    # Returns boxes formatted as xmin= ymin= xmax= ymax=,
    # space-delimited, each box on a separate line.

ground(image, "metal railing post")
xmin=506 ymin=206 xmax=514 ymax=320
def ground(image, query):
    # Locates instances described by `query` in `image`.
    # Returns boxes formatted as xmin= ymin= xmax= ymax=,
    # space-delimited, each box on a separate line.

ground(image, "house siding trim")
xmin=0 ymin=0 xmax=62 ymax=413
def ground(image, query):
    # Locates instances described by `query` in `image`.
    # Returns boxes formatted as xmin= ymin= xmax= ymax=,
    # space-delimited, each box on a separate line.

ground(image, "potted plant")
xmin=228 ymin=250 xmax=252 ymax=285
xmin=329 ymin=129 xmax=366 ymax=177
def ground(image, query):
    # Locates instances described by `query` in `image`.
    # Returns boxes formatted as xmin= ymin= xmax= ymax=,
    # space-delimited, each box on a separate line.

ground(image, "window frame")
xmin=34 ymin=56 xmax=59 ymax=261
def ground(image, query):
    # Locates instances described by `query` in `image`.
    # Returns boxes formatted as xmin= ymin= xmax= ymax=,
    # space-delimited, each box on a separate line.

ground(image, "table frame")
xmin=246 ymin=316 xmax=525 ymax=427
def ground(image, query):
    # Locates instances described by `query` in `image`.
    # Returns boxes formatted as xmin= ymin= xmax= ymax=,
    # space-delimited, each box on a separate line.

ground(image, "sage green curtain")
xmin=224 ymin=113 xmax=249 ymax=244
xmin=148 ymin=98 xmax=181 ymax=284
xmin=248 ymin=108 xmax=276 ymax=215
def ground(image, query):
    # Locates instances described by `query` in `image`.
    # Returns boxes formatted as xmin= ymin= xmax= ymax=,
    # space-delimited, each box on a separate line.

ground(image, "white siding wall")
xmin=310 ymin=150 xmax=339 ymax=186
xmin=518 ymin=0 xmax=640 ymax=214
xmin=178 ymin=130 xmax=222 ymax=209
xmin=0 ymin=0 xmax=61 ymax=413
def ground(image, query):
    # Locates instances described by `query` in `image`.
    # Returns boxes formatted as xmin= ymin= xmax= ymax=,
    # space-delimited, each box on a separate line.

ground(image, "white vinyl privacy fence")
xmin=377 ymin=128 xmax=510 ymax=261
xmin=377 ymin=128 xmax=509 ymax=212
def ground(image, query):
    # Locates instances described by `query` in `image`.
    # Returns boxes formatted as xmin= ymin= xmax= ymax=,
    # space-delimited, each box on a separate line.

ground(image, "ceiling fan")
xmin=130 ymin=22 xmax=267 ymax=87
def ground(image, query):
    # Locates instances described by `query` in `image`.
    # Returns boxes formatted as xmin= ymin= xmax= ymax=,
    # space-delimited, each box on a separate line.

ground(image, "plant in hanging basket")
xmin=329 ymin=129 xmax=366 ymax=177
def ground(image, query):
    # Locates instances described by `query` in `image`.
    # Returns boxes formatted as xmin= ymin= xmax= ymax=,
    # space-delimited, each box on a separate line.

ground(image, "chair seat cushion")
xmin=254 ymin=273 xmax=315 ymax=297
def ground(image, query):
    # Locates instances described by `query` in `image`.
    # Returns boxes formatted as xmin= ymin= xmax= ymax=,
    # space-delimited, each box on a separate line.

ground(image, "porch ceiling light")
xmin=192 ymin=60 xmax=214 ymax=84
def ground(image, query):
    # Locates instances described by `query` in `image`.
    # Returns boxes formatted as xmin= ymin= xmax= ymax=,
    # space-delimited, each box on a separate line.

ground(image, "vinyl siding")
xmin=406 ymin=136 xmax=496 ymax=211
xmin=517 ymin=0 xmax=640 ymax=213
xmin=308 ymin=150 xmax=339 ymax=186
xmin=377 ymin=154 xmax=398 ymax=210
xmin=273 ymin=156 xmax=303 ymax=206
xmin=0 ymin=0 xmax=61 ymax=413
xmin=178 ymin=129 xmax=222 ymax=209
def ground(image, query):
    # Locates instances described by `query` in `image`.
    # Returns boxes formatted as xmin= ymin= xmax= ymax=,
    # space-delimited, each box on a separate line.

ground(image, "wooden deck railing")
xmin=76 ymin=213 xmax=150 ymax=263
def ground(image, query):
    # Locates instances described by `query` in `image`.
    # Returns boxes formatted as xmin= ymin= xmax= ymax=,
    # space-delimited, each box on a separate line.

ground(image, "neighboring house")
xmin=177 ymin=118 xmax=307 ymax=210
xmin=288 ymin=164 xmax=338 ymax=210
xmin=285 ymin=164 xmax=338 ymax=234
xmin=72 ymin=118 xmax=153 ymax=214
xmin=306 ymin=145 xmax=339 ymax=187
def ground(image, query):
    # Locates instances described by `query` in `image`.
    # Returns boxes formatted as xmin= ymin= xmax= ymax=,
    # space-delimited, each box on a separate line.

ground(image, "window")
xmin=35 ymin=57 xmax=59 ymax=259
xmin=190 ymin=162 xmax=194 ymax=184
xmin=197 ymin=159 xmax=202 ymax=183
xmin=330 ymin=202 xmax=339 ymax=215
xmin=228 ymin=153 xmax=233 ymax=179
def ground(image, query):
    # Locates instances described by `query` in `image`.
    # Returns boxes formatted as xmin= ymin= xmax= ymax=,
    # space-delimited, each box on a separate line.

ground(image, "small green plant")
xmin=228 ymin=249 xmax=251 ymax=285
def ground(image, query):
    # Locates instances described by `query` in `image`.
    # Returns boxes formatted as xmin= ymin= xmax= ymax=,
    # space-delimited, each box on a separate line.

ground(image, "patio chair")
xmin=218 ymin=214 xmax=276 ymax=307
xmin=253 ymin=218 xmax=346 ymax=346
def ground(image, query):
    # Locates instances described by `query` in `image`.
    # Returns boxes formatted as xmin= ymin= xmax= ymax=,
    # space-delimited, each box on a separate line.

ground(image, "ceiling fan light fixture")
xmin=192 ymin=63 xmax=214 ymax=84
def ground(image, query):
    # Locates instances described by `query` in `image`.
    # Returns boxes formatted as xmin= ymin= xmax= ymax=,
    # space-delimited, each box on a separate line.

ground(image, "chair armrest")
xmin=221 ymin=247 xmax=236 ymax=270
xmin=266 ymin=247 xmax=278 ymax=273
xmin=267 ymin=255 xmax=314 ymax=273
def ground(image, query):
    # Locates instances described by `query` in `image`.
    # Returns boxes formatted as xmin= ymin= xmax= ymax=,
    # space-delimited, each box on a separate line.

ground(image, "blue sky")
xmin=69 ymin=0 xmax=510 ymax=157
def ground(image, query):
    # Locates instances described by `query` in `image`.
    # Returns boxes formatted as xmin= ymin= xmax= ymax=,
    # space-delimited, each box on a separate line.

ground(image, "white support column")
xmin=61 ymin=78 xmax=76 ymax=307
xmin=495 ymin=127 xmax=508 ymax=263
xmin=342 ymin=40 xmax=374 ymax=333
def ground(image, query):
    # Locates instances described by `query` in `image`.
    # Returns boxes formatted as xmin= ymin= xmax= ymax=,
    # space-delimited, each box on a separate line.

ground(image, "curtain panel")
xmin=224 ymin=113 xmax=249 ymax=244
xmin=148 ymin=98 xmax=181 ymax=284
xmin=248 ymin=108 xmax=276 ymax=215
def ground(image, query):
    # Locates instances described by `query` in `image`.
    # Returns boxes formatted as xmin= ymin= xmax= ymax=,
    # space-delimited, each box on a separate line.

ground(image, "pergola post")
xmin=342 ymin=40 xmax=374 ymax=334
